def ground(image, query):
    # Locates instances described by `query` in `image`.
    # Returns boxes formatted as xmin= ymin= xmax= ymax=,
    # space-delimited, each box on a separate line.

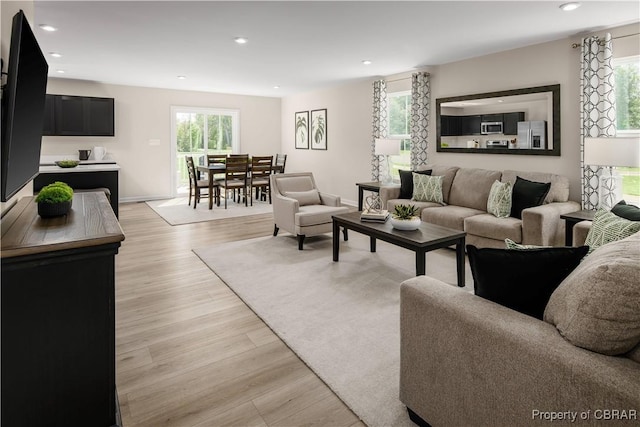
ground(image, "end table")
xmin=560 ymin=210 xmax=595 ymax=246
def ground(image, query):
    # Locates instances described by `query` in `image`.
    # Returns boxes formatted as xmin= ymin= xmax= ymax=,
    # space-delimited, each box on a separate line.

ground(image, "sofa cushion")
xmin=468 ymin=244 xmax=589 ymax=319
xmin=284 ymin=189 xmax=321 ymax=206
xmin=295 ymin=205 xmax=348 ymax=227
xmin=387 ymin=199 xmax=441 ymax=216
xmin=501 ymin=170 xmax=569 ymax=203
xmin=422 ymin=205 xmax=485 ymax=231
xmin=510 ymin=176 xmax=551 ymax=219
xmin=399 ymin=169 xmax=431 ymax=199
xmin=544 ymin=232 xmax=640 ymax=355
xmin=464 ymin=214 xmax=522 ymax=242
xmin=584 ymin=208 xmax=640 ymax=253
xmin=486 ymin=180 xmax=512 ymax=218
xmin=611 ymin=200 xmax=640 ymax=221
xmin=448 ymin=168 xmax=502 ymax=211
xmin=275 ymin=175 xmax=314 ymax=192
xmin=412 ymin=174 xmax=443 ymax=204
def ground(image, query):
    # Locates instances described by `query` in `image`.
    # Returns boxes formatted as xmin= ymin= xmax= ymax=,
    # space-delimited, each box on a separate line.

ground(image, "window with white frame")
xmin=172 ymin=107 xmax=240 ymax=194
xmin=613 ymin=55 xmax=640 ymax=205
xmin=387 ymin=91 xmax=411 ymax=180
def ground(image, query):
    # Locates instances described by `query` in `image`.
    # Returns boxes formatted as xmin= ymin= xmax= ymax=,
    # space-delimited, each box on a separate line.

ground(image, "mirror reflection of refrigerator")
xmin=517 ymin=121 xmax=547 ymax=149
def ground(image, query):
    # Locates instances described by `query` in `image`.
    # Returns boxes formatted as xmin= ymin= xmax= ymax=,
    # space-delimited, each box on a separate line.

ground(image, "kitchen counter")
xmin=39 ymin=164 xmax=120 ymax=173
xmin=35 ymin=164 xmax=120 ymax=217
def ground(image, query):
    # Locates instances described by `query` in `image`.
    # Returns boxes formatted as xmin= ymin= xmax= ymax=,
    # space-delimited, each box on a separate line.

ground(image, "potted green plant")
xmin=390 ymin=204 xmax=421 ymax=230
xmin=35 ymin=181 xmax=74 ymax=218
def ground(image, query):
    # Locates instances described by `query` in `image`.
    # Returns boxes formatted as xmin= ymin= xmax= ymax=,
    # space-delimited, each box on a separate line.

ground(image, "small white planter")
xmin=390 ymin=216 xmax=421 ymax=231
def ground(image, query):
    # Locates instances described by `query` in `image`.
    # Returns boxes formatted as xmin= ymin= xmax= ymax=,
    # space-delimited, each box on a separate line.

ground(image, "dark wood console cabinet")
xmin=1 ymin=192 xmax=125 ymax=427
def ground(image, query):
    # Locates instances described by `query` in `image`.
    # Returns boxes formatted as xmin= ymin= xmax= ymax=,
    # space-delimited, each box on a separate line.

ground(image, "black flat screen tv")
xmin=1 ymin=10 xmax=49 ymax=202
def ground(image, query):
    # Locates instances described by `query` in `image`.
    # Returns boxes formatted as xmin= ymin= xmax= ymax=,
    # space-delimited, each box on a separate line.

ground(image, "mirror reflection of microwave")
xmin=481 ymin=122 xmax=503 ymax=134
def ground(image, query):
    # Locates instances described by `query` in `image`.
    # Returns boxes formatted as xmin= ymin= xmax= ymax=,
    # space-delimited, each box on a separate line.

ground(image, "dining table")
xmin=197 ymin=162 xmax=283 ymax=209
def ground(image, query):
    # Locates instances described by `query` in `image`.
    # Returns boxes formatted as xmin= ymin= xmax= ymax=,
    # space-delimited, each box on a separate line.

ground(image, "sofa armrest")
xmin=400 ymin=277 xmax=640 ymax=427
xmin=521 ymin=201 xmax=581 ymax=246
xmin=318 ymin=192 xmax=341 ymax=207
xmin=379 ymin=185 xmax=401 ymax=207
xmin=573 ymin=220 xmax=592 ymax=247
xmin=272 ymin=193 xmax=300 ymax=234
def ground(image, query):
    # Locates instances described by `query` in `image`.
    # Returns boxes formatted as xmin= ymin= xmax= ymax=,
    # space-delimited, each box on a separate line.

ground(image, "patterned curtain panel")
xmin=371 ymin=80 xmax=388 ymax=181
xmin=581 ymin=33 xmax=616 ymax=210
xmin=410 ymin=72 xmax=430 ymax=170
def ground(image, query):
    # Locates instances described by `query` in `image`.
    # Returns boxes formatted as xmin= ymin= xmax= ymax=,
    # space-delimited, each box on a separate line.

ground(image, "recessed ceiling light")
xmin=177 ymin=75 xmax=187 ymax=80
xmin=49 ymin=52 xmax=62 ymax=58
xmin=56 ymin=69 xmax=65 ymax=74
xmin=234 ymin=37 xmax=248 ymax=44
xmin=39 ymin=24 xmax=57 ymax=32
xmin=273 ymin=85 xmax=280 ymax=89
xmin=559 ymin=2 xmax=581 ymax=11
xmin=362 ymin=60 xmax=372 ymax=65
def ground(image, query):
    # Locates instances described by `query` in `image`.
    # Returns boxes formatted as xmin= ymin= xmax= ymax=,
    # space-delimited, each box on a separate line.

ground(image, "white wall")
xmin=281 ymin=23 xmax=640 ymax=203
xmin=42 ymin=79 xmax=282 ymax=201
xmin=281 ymin=79 xmax=374 ymax=205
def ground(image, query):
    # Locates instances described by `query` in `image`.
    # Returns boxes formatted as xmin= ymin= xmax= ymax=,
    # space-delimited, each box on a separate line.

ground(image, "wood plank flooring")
xmin=115 ymin=202 xmax=364 ymax=427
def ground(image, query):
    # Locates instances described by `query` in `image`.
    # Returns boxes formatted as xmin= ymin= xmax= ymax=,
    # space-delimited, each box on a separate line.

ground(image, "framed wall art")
xmin=295 ymin=111 xmax=309 ymax=149
xmin=311 ymin=109 xmax=327 ymax=150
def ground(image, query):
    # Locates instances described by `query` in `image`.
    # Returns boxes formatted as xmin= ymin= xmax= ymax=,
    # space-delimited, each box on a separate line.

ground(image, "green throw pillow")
xmin=487 ymin=180 xmax=512 ymax=218
xmin=584 ymin=209 xmax=640 ymax=254
xmin=504 ymin=238 xmax=548 ymax=250
xmin=412 ymin=174 xmax=443 ymax=204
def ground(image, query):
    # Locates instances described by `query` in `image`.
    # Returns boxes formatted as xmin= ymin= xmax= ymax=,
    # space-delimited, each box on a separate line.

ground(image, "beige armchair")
xmin=271 ymin=172 xmax=349 ymax=250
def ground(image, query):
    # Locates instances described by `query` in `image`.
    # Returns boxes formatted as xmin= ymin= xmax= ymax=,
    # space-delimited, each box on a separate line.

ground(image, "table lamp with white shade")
xmin=375 ymin=138 xmax=400 ymax=184
xmin=583 ymin=136 xmax=640 ymax=209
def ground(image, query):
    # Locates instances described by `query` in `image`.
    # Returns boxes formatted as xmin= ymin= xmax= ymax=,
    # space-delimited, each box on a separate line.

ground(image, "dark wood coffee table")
xmin=332 ymin=211 xmax=467 ymax=287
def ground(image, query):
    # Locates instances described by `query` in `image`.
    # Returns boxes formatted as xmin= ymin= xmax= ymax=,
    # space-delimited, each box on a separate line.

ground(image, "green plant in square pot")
xmin=390 ymin=204 xmax=421 ymax=230
xmin=35 ymin=181 xmax=74 ymax=218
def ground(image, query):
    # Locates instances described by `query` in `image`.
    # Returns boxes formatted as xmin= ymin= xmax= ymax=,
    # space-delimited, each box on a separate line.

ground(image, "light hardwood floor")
xmin=115 ymin=202 xmax=364 ymax=427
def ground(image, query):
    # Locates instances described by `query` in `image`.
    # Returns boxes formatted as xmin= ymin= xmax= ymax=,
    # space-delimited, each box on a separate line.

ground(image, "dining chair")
xmin=249 ymin=155 xmax=273 ymax=205
xmin=274 ymin=153 xmax=287 ymax=174
xmin=186 ymin=156 xmax=218 ymax=209
xmin=219 ymin=155 xmax=249 ymax=208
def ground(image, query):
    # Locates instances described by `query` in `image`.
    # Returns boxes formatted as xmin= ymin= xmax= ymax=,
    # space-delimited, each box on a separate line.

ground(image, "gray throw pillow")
xmin=544 ymin=232 xmax=640 ymax=355
xmin=283 ymin=189 xmax=321 ymax=206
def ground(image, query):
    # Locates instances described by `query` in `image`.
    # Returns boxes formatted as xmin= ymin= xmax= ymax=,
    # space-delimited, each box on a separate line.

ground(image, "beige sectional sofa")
xmin=399 ymin=231 xmax=640 ymax=426
xmin=380 ymin=165 xmax=580 ymax=248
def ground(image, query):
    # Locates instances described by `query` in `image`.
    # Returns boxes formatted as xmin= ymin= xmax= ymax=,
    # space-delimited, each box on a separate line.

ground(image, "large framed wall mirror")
xmin=436 ymin=84 xmax=560 ymax=156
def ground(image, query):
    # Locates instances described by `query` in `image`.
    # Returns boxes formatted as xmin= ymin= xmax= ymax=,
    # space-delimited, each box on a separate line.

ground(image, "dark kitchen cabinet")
xmin=43 ymin=94 xmax=115 ymax=136
xmin=441 ymin=115 xmax=461 ymax=136
xmin=461 ymin=115 xmax=481 ymax=135
xmin=481 ymin=113 xmax=503 ymax=123
xmin=503 ymin=111 xmax=525 ymax=135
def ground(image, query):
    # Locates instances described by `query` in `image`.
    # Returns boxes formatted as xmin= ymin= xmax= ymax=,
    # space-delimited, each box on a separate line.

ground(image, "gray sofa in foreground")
xmin=399 ymin=231 xmax=640 ymax=426
xmin=380 ymin=165 xmax=580 ymax=248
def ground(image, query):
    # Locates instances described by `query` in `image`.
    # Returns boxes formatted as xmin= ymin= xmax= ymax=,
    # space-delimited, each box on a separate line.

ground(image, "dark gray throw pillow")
xmin=399 ymin=169 xmax=432 ymax=199
xmin=467 ymin=244 xmax=589 ymax=320
xmin=611 ymin=200 xmax=640 ymax=221
xmin=510 ymin=176 xmax=551 ymax=219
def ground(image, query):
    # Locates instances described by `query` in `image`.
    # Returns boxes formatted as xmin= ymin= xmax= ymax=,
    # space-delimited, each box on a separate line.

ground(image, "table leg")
xmin=369 ymin=236 xmax=377 ymax=252
xmin=564 ymin=219 xmax=576 ymax=246
xmin=358 ymin=186 xmax=364 ymax=211
xmin=333 ymin=220 xmax=340 ymax=262
xmin=415 ymin=250 xmax=426 ymax=276
xmin=456 ymin=239 xmax=465 ymax=287
xmin=208 ymin=170 xmax=214 ymax=210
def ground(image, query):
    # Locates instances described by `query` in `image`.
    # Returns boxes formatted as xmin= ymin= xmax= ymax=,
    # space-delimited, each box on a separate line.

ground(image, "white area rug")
xmin=194 ymin=232 xmax=473 ymax=427
xmin=146 ymin=196 xmax=273 ymax=225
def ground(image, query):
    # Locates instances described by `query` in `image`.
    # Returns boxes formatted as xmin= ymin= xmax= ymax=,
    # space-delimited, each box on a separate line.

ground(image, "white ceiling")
xmin=32 ymin=1 xmax=640 ymax=98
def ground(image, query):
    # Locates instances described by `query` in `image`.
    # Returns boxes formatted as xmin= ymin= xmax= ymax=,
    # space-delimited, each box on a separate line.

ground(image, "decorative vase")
xmin=38 ymin=200 xmax=72 ymax=218
xmin=390 ymin=216 xmax=421 ymax=231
